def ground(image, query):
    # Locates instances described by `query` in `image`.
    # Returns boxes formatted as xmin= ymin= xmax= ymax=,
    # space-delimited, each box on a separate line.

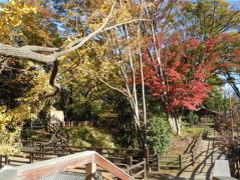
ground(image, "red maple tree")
xmin=140 ymin=33 xmax=239 ymax=111
xmin=136 ymin=33 xmax=239 ymax=135
xmin=140 ymin=34 xmax=215 ymax=111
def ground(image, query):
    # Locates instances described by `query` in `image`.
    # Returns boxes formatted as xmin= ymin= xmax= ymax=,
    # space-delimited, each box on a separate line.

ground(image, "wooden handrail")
xmin=0 ymin=151 xmax=134 ymax=180
xmin=128 ymin=161 xmax=145 ymax=170
xmin=95 ymin=153 xmax=134 ymax=179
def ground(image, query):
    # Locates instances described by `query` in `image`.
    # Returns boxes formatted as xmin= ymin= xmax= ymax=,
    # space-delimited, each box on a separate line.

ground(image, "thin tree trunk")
xmin=137 ymin=0 xmax=147 ymax=148
xmin=175 ymin=115 xmax=182 ymax=136
xmin=167 ymin=113 xmax=177 ymax=133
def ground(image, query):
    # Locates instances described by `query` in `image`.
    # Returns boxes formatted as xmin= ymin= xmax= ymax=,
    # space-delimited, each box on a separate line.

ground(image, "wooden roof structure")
xmin=0 ymin=151 xmax=134 ymax=180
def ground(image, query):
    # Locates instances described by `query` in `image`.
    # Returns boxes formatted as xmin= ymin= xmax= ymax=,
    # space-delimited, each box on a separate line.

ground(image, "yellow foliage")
xmin=0 ymin=127 xmax=21 ymax=155
xmin=0 ymin=106 xmax=22 ymax=155
xmin=0 ymin=0 xmax=37 ymax=36
xmin=0 ymin=69 xmax=52 ymax=155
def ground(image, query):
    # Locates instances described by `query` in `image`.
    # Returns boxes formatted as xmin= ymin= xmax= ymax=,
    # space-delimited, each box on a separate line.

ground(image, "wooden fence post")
xmin=127 ymin=156 xmax=133 ymax=175
xmin=61 ymin=145 xmax=65 ymax=155
xmin=143 ymin=158 xmax=147 ymax=180
xmin=86 ymin=162 xmax=96 ymax=180
xmin=179 ymin=155 xmax=182 ymax=171
xmin=29 ymin=152 xmax=34 ymax=163
xmin=40 ymin=143 xmax=43 ymax=157
xmin=144 ymin=147 xmax=149 ymax=170
xmin=157 ymin=154 xmax=160 ymax=172
xmin=113 ymin=149 xmax=117 ymax=159
xmin=5 ymin=155 xmax=8 ymax=165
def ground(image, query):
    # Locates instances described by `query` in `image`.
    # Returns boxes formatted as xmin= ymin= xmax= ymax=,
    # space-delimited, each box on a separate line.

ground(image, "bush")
xmin=147 ymin=116 xmax=171 ymax=155
xmin=66 ymin=126 xmax=116 ymax=148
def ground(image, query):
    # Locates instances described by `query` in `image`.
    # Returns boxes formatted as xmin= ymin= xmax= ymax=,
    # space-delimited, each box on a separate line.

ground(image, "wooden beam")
xmin=7 ymin=151 xmax=134 ymax=180
xmin=17 ymin=151 xmax=95 ymax=179
xmin=85 ymin=162 xmax=96 ymax=180
xmin=95 ymin=153 xmax=134 ymax=180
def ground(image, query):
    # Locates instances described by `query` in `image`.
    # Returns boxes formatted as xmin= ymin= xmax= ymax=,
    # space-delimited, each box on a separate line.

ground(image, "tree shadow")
xmin=205 ymin=153 xmax=224 ymax=180
xmin=148 ymin=173 xmax=187 ymax=180
xmin=176 ymin=139 xmax=225 ymax=180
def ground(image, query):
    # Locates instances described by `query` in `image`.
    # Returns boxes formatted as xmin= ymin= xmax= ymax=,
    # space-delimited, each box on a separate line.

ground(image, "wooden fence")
xmin=64 ymin=121 xmax=91 ymax=127
xmin=147 ymin=153 xmax=193 ymax=171
xmin=1 ymin=132 xmax=202 ymax=176
xmin=21 ymin=141 xmax=143 ymax=161
xmin=145 ymin=132 xmax=203 ymax=171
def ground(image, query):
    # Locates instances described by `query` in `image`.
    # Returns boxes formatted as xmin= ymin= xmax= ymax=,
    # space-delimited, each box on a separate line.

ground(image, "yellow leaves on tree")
xmin=0 ymin=0 xmax=37 ymax=35
xmin=0 ymin=105 xmax=24 ymax=156
xmin=0 ymin=69 xmax=52 ymax=155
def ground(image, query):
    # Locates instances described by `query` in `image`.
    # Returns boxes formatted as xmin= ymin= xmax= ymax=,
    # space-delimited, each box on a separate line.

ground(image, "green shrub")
xmin=66 ymin=126 xmax=116 ymax=148
xmin=147 ymin=116 xmax=171 ymax=155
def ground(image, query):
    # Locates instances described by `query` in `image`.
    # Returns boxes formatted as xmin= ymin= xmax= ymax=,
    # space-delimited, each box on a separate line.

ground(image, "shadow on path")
xmin=176 ymin=139 xmax=224 ymax=180
xmin=148 ymin=173 xmax=187 ymax=180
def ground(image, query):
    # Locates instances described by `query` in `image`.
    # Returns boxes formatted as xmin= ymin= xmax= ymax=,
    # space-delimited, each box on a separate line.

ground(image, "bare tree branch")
xmin=37 ymin=59 xmax=60 ymax=101
xmin=0 ymin=2 xmax=150 ymax=66
xmin=0 ymin=43 xmax=56 ymax=63
xmin=21 ymin=46 xmax=59 ymax=52
xmin=104 ymin=19 xmax=150 ymax=31
xmin=97 ymin=76 xmax=128 ymax=97
xmin=56 ymin=2 xmax=116 ymax=56
xmin=0 ymin=2 xmax=117 ymax=63
xmin=65 ymin=18 xmax=149 ymax=49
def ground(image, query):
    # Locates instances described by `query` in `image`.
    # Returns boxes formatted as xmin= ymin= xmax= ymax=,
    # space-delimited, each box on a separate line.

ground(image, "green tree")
xmin=203 ymin=86 xmax=227 ymax=111
xmin=147 ymin=116 xmax=171 ymax=155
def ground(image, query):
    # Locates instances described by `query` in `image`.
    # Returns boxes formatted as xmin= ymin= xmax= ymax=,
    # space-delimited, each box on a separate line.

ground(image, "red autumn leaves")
xmin=137 ymin=33 xmax=239 ymax=111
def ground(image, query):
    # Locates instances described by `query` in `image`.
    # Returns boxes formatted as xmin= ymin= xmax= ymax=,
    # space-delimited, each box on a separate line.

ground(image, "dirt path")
xmin=148 ymin=138 xmax=226 ymax=180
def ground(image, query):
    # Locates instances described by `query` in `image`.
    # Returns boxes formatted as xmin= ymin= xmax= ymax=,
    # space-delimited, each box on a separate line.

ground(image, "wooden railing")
xmin=191 ymin=132 xmax=203 ymax=163
xmin=147 ymin=153 xmax=193 ymax=171
xmin=129 ymin=158 xmax=146 ymax=179
xmin=65 ymin=121 xmax=91 ymax=127
xmin=22 ymin=141 xmax=142 ymax=156
xmin=13 ymin=133 xmax=203 ymax=174
xmin=145 ymin=132 xmax=203 ymax=171
xmin=1 ymin=148 xmax=147 ymax=179
xmin=0 ymin=151 xmax=134 ymax=180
